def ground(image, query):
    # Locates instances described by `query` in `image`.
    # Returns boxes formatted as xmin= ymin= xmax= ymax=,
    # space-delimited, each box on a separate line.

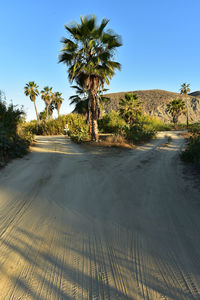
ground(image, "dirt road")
xmin=0 ymin=132 xmax=200 ymax=299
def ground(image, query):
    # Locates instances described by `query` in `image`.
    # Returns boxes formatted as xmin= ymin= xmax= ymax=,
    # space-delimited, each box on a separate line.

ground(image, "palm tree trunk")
xmin=33 ymin=100 xmax=39 ymax=121
xmin=185 ymin=96 xmax=189 ymax=129
xmin=88 ymin=94 xmax=92 ymax=134
xmin=91 ymin=91 xmax=98 ymax=141
xmin=46 ymin=105 xmax=49 ymax=120
xmin=173 ymin=115 xmax=178 ymax=130
xmin=57 ymin=108 xmax=60 ymax=117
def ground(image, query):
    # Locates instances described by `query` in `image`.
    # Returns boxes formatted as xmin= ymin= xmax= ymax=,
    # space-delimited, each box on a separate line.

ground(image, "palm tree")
xmin=119 ymin=93 xmax=142 ymax=125
xmin=24 ymin=81 xmax=39 ymax=121
xmin=167 ymin=98 xmax=186 ymax=129
xmin=59 ymin=15 xmax=122 ymax=141
xmin=41 ymin=86 xmax=53 ymax=120
xmin=53 ymin=92 xmax=64 ymax=117
xmin=180 ymin=83 xmax=191 ymax=128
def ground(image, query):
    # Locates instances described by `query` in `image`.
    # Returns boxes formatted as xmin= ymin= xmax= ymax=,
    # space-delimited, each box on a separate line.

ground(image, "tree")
xmin=167 ymin=98 xmax=186 ymax=129
xmin=69 ymin=82 xmax=109 ymax=119
xmin=53 ymin=92 xmax=64 ymax=117
xmin=59 ymin=15 xmax=122 ymax=141
xmin=39 ymin=103 xmax=54 ymax=120
xmin=24 ymin=81 xmax=39 ymax=121
xmin=180 ymin=83 xmax=191 ymax=128
xmin=119 ymin=93 xmax=142 ymax=125
xmin=41 ymin=86 xmax=53 ymax=120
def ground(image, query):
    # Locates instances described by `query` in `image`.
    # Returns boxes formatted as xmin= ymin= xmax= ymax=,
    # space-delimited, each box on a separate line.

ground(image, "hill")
xmin=189 ymin=91 xmax=200 ymax=97
xmin=104 ymin=89 xmax=200 ymax=123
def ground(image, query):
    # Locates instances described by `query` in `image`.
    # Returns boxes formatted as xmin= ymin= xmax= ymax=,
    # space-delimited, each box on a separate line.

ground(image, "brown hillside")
xmin=104 ymin=89 xmax=200 ymax=123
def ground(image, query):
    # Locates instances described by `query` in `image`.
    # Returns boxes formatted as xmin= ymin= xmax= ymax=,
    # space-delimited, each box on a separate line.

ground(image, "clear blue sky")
xmin=1 ymin=0 xmax=200 ymax=120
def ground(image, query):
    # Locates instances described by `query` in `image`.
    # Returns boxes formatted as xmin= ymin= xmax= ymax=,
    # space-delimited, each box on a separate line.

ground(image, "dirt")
xmin=0 ymin=132 xmax=200 ymax=299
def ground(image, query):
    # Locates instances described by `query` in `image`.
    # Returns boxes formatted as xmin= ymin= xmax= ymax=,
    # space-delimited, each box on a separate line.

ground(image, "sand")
xmin=0 ymin=132 xmax=199 ymax=299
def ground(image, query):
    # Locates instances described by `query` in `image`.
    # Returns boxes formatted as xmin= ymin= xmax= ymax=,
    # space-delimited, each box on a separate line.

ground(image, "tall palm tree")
xmin=53 ymin=92 xmax=64 ymax=117
xmin=24 ymin=81 xmax=39 ymax=121
xmin=59 ymin=15 xmax=122 ymax=141
xmin=180 ymin=83 xmax=191 ymax=128
xmin=41 ymin=86 xmax=53 ymax=120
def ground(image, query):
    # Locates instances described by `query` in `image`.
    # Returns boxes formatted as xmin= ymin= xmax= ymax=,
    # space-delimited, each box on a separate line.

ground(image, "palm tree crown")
xmin=59 ymin=15 xmax=122 ymax=140
xmin=119 ymin=93 xmax=142 ymax=125
xmin=41 ymin=86 xmax=52 ymax=105
xmin=167 ymin=98 xmax=186 ymax=128
xmin=24 ymin=81 xmax=39 ymax=120
xmin=41 ymin=86 xmax=53 ymax=120
xmin=180 ymin=83 xmax=191 ymax=95
xmin=53 ymin=92 xmax=64 ymax=117
xmin=24 ymin=81 xmax=39 ymax=101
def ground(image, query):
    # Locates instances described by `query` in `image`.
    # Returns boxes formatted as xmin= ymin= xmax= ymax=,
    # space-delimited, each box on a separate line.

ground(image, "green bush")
xmin=180 ymin=124 xmax=200 ymax=164
xmin=98 ymin=112 xmax=159 ymax=143
xmin=124 ymin=123 xmax=156 ymax=143
xmin=189 ymin=123 xmax=200 ymax=136
xmin=0 ymin=93 xmax=31 ymax=165
xmin=142 ymin=116 xmax=173 ymax=131
xmin=23 ymin=113 xmax=90 ymax=143
xmin=180 ymin=136 xmax=200 ymax=164
xmin=98 ymin=111 xmax=126 ymax=134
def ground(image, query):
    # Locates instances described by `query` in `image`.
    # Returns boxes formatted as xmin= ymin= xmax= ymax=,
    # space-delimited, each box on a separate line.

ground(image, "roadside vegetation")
xmin=98 ymin=93 xmax=173 ymax=145
xmin=0 ymin=91 xmax=33 ymax=167
xmin=23 ymin=114 xmax=90 ymax=143
xmin=180 ymin=124 xmax=200 ymax=164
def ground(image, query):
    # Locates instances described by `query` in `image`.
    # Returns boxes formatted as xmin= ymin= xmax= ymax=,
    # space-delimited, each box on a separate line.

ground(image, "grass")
xmin=96 ymin=134 xmax=134 ymax=149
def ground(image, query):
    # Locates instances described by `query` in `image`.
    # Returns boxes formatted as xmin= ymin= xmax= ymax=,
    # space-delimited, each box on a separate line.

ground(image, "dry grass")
xmin=94 ymin=134 xmax=134 ymax=149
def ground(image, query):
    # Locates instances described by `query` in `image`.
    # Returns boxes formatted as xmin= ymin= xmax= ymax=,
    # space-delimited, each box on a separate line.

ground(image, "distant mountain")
xmin=104 ymin=89 xmax=200 ymax=123
xmin=189 ymin=91 xmax=200 ymax=98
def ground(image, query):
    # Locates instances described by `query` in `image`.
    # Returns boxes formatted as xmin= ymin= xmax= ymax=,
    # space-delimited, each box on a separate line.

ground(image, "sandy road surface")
xmin=0 ymin=132 xmax=200 ymax=299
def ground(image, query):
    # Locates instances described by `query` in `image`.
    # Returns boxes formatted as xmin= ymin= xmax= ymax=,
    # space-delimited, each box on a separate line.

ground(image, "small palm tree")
xmin=59 ymin=15 xmax=122 ymax=141
xmin=24 ymin=81 xmax=39 ymax=121
xmin=41 ymin=86 xmax=53 ymax=120
xmin=167 ymin=98 xmax=186 ymax=129
xmin=53 ymin=92 xmax=64 ymax=117
xmin=180 ymin=82 xmax=191 ymax=95
xmin=180 ymin=83 xmax=191 ymax=128
xmin=119 ymin=93 xmax=142 ymax=125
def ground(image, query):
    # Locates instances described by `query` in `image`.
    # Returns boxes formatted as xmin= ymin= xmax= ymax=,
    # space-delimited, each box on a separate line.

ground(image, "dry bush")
xmin=97 ymin=134 xmax=134 ymax=149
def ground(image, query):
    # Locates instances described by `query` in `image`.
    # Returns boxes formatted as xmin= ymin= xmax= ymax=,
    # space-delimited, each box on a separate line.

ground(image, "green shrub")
xmin=124 ymin=123 xmax=156 ymax=143
xmin=0 ymin=93 xmax=31 ymax=165
xmin=180 ymin=125 xmax=200 ymax=164
xmin=189 ymin=123 xmax=200 ymax=136
xmin=142 ymin=116 xmax=173 ymax=131
xmin=98 ymin=112 xmax=158 ymax=143
xmin=180 ymin=136 xmax=200 ymax=164
xmin=66 ymin=114 xmax=90 ymax=143
xmin=98 ymin=111 xmax=126 ymax=134
xmin=23 ymin=113 xmax=90 ymax=143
